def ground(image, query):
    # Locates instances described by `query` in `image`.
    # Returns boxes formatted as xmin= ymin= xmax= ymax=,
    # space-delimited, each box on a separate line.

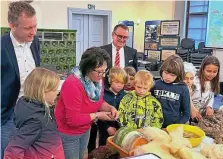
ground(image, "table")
xmin=150 ymin=71 xmax=161 ymax=79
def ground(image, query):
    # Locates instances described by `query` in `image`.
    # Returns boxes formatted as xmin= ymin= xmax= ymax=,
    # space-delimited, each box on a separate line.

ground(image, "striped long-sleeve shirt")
xmin=192 ymin=77 xmax=214 ymax=108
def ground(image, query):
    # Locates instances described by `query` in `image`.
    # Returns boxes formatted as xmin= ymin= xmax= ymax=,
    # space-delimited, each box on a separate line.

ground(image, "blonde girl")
xmin=4 ymin=68 xmax=65 ymax=159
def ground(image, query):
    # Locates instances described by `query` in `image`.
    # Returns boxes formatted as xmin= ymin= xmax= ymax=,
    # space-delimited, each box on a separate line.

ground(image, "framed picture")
xmin=159 ymin=36 xmax=180 ymax=48
xmin=145 ymin=41 xmax=159 ymax=50
xmin=147 ymin=50 xmax=161 ymax=61
xmin=161 ymin=49 xmax=176 ymax=61
xmin=145 ymin=25 xmax=159 ymax=42
xmin=160 ymin=20 xmax=180 ymax=36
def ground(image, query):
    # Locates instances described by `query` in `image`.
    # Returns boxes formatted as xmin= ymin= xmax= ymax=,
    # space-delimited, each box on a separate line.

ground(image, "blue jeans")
xmin=60 ymin=129 xmax=90 ymax=159
xmin=1 ymin=115 xmax=16 ymax=159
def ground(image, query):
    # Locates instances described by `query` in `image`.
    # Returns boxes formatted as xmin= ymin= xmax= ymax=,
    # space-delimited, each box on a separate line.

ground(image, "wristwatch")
xmin=94 ymin=112 xmax=99 ymax=123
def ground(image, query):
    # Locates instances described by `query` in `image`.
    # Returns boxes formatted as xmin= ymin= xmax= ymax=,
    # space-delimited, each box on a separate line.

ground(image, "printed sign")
xmin=160 ymin=37 xmax=179 ymax=48
xmin=160 ymin=20 xmax=180 ymax=35
xmin=147 ymin=50 xmax=161 ymax=60
xmin=161 ymin=49 xmax=176 ymax=61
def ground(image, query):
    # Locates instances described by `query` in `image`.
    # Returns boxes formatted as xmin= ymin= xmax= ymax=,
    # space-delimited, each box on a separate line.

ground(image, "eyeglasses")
xmin=113 ymin=32 xmax=129 ymax=40
xmin=93 ymin=69 xmax=109 ymax=76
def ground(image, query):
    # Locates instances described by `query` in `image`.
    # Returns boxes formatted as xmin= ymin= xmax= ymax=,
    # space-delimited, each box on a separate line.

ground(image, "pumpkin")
xmin=113 ymin=127 xmax=148 ymax=152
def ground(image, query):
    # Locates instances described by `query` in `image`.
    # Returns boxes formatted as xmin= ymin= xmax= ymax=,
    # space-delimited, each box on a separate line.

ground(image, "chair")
xmin=198 ymin=42 xmax=212 ymax=55
xmin=181 ymin=38 xmax=195 ymax=51
xmin=190 ymin=42 xmax=211 ymax=67
xmin=190 ymin=53 xmax=208 ymax=68
xmin=177 ymin=38 xmax=195 ymax=62
xmin=176 ymin=49 xmax=188 ymax=61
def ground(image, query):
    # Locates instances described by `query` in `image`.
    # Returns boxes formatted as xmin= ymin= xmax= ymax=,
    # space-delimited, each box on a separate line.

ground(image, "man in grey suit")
xmin=101 ymin=24 xmax=138 ymax=71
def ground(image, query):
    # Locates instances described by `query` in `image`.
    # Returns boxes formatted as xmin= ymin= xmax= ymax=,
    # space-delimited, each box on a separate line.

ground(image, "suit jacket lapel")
xmin=108 ymin=44 xmax=113 ymax=68
xmin=124 ymin=46 xmax=129 ymax=66
xmin=30 ymin=42 xmax=38 ymax=66
xmin=6 ymin=34 xmax=20 ymax=79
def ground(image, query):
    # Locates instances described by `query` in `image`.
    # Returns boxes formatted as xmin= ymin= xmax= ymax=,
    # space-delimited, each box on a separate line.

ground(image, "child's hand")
xmin=107 ymin=127 xmax=117 ymax=136
xmin=191 ymin=108 xmax=202 ymax=120
xmin=206 ymin=106 xmax=214 ymax=117
xmin=110 ymin=106 xmax=119 ymax=120
xmin=187 ymin=85 xmax=193 ymax=96
xmin=196 ymin=113 xmax=202 ymax=120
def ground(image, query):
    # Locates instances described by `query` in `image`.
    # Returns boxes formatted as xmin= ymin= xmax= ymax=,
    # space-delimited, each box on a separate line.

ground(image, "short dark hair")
xmin=79 ymin=47 xmax=111 ymax=77
xmin=113 ymin=24 xmax=129 ymax=32
xmin=199 ymin=55 xmax=220 ymax=93
xmin=8 ymin=1 xmax=36 ymax=25
xmin=160 ymin=55 xmax=185 ymax=83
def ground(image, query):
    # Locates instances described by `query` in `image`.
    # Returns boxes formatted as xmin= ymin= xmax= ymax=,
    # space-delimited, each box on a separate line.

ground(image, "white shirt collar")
xmin=112 ymin=42 xmax=124 ymax=51
xmin=10 ymin=31 xmax=32 ymax=48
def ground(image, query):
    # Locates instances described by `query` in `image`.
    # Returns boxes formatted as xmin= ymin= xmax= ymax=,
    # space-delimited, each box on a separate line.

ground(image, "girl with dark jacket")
xmin=4 ymin=68 xmax=65 ymax=159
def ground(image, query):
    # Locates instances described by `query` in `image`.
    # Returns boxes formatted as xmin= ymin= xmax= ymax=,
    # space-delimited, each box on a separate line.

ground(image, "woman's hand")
xmin=107 ymin=127 xmax=117 ymax=136
xmin=97 ymin=112 xmax=113 ymax=121
xmin=99 ymin=102 xmax=118 ymax=120
xmin=110 ymin=106 xmax=118 ymax=120
xmin=206 ymin=106 xmax=214 ymax=117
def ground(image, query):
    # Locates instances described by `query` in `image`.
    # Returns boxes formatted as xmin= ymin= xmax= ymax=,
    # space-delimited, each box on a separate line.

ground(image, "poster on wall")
xmin=145 ymin=41 xmax=159 ymax=50
xmin=147 ymin=50 xmax=161 ymax=60
xmin=161 ymin=49 xmax=176 ymax=61
xmin=160 ymin=20 xmax=180 ymax=36
xmin=159 ymin=36 xmax=180 ymax=48
xmin=145 ymin=24 xmax=160 ymax=42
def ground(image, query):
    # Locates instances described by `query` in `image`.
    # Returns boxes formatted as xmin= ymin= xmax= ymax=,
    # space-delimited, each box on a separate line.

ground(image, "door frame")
xmin=67 ymin=8 xmax=112 ymax=44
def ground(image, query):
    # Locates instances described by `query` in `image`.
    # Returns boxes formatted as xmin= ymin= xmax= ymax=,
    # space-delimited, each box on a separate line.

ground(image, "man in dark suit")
xmin=101 ymin=24 xmax=138 ymax=71
xmin=1 ymin=2 xmax=40 ymax=158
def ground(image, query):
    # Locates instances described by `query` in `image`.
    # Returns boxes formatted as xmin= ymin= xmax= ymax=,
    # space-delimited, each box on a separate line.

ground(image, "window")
xmin=185 ymin=1 xmax=209 ymax=48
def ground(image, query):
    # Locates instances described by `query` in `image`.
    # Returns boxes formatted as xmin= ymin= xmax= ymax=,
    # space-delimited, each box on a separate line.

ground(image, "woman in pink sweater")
xmin=55 ymin=47 xmax=118 ymax=159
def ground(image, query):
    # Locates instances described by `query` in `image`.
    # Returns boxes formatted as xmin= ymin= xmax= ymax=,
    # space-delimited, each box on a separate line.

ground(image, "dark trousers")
xmin=87 ymin=123 xmax=98 ymax=154
xmin=98 ymin=127 xmax=109 ymax=146
xmin=97 ymin=120 xmax=120 ymax=146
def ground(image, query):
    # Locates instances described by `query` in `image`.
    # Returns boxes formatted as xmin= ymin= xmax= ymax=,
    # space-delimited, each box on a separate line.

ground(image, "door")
xmin=89 ymin=15 xmax=104 ymax=47
xmin=71 ymin=14 xmax=88 ymax=65
xmin=72 ymin=13 xmax=106 ymax=65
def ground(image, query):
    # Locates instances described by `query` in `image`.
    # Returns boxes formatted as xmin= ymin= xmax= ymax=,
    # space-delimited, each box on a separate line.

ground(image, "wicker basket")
xmin=107 ymin=136 xmax=148 ymax=158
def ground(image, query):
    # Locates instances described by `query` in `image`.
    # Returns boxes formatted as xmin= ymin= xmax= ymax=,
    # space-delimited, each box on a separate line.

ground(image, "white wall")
xmin=213 ymin=49 xmax=223 ymax=82
xmin=173 ymin=1 xmax=186 ymax=39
